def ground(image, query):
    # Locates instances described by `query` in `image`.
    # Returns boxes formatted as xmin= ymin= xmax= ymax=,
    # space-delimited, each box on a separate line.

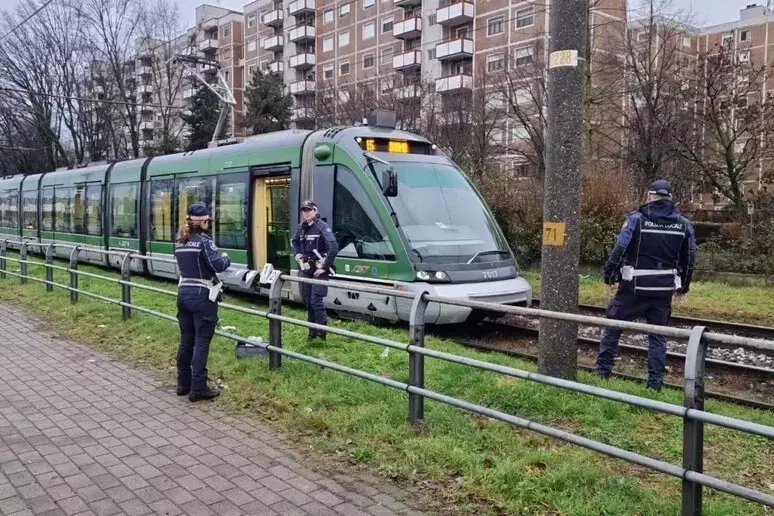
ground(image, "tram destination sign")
xmin=356 ymin=137 xmax=433 ymax=155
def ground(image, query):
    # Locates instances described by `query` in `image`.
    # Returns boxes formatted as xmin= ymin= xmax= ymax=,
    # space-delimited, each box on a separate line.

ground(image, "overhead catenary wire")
xmin=0 ymin=0 xmax=57 ymax=42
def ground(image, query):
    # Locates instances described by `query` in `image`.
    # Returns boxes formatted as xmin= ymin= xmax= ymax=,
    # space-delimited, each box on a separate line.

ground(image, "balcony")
xmin=395 ymin=84 xmax=422 ymax=100
xmin=139 ymin=121 xmax=154 ymax=131
xmin=182 ymin=88 xmax=197 ymax=99
xmin=292 ymin=107 xmax=314 ymax=121
xmin=268 ymin=61 xmax=284 ymax=74
xmin=393 ymin=17 xmax=422 ymax=39
xmin=261 ymin=35 xmax=284 ymax=51
xmin=93 ymin=85 xmax=105 ymax=95
xmin=200 ymin=63 xmax=218 ymax=74
xmin=290 ymin=52 xmax=316 ymax=69
xmin=290 ymin=80 xmax=316 ymax=95
xmin=139 ymin=104 xmax=154 ymax=113
xmin=137 ymin=66 xmax=153 ymax=76
xmin=393 ymin=50 xmax=421 ymax=71
xmin=199 ymin=39 xmax=219 ymax=51
xmin=288 ymin=0 xmax=315 ymax=16
xmin=435 ymin=74 xmax=473 ymax=93
xmin=289 ymin=25 xmax=316 ymax=42
xmin=136 ymin=84 xmax=153 ymax=95
xmin=436 ymin=1 xmax=475 ymax=26
xmin=201 ymin=18 xmax=218 ymax=30
xmin=263 ymin=9 xmax=284 ymax=27
xmin=394 ymin=0 xmax=421 ymax=8
xmin=435 ymin=38 xmax=474 ymax=60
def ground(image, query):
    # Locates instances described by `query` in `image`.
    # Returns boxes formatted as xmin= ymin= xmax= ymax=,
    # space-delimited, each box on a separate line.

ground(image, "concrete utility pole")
xmin=538 ymin=0 xmax=588 ymax=380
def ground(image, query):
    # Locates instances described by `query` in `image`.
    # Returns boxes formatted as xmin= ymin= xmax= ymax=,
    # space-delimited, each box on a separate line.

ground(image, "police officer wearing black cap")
xmin=291 ymin=200 xmax=339 ymax=341
xmin=174 ymin=203 xmax=231 ymax=401
xmin=595 ymin=180 xmax=697 ymax=390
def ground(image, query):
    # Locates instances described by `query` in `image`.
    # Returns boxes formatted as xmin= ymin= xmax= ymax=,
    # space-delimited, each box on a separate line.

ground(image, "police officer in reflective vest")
xmin=291 ymin=200 xmax=339 ymax=341
xmin=595 ymin=180 xmax=697 ymax=390
xmin=174 ymin=203 xmax=231 ymax=401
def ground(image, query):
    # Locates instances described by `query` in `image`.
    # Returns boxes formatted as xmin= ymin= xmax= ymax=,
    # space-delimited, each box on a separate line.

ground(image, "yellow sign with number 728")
xmin=543 ymin=222 xmax=567 ymax=246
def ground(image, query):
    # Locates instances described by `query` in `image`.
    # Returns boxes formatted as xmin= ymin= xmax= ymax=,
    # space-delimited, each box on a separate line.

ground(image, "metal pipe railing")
xmin=2 ymin=238 xmax=773 ymax=515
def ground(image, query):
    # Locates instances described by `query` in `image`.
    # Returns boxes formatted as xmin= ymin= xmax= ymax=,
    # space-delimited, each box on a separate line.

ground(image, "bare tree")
xmin=73 ymin=0 xmax=143 ymax=159
xmin=674 ymin=43 xmax=774 ymax=213
xmin=600 ymin=0 xmax=696 ymax=191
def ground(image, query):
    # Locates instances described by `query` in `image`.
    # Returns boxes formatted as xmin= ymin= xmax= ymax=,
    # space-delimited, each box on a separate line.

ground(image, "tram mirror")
xmin=382 ymin=168 xmax=398 ymax=197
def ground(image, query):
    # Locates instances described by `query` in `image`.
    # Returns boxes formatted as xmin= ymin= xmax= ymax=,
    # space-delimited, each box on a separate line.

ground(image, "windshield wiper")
xmin=467 ymin=250 xmax=507 ymax=264
xmin=411 ymin=248 xmax=424 ymax=263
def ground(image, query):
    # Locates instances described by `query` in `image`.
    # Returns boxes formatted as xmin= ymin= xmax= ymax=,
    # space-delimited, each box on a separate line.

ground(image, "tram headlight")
xmin=415 ymin=270 xmax=450 ymax=282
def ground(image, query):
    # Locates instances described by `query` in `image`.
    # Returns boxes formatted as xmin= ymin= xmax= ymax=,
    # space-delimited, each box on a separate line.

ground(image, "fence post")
xmin=121 ymin=253 xmax=132 ymax=320
xmin=408 ymin=292 xmax=429 ymax=421
xmin=69 ymin=246 xmax=79 ymax=303
xmin=682 ymin=325 xmax=708 ymax=516
xmin=19 ymin=241 xmax=28 ymax=284
xmin=268 ymin=275 xmax=285 ymax=370
xmin=0 ymin=239 xmax=6 ymax=280
xmin=44 ymin=243 xmax=54 ymax=292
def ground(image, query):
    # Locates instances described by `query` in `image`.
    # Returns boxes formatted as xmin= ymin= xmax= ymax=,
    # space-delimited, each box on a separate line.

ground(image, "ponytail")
xmin=177 ymin=219 xmax=195 ymax=244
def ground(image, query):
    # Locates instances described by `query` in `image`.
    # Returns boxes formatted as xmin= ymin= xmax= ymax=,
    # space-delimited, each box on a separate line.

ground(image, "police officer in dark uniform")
xmin=291 ymin=200 xmax=339 ymax=341
xmin=595 ymin=180 xmax=697 ymax=390
xmin=174 ymin=203 xmax=231 ymax=401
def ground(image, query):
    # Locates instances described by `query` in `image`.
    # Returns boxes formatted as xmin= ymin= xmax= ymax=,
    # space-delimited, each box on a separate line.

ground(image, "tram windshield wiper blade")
xmin=411 ymin=248 xmax=424 ymax=263
xmin=467 ymin=250 xmax=506 ymax=264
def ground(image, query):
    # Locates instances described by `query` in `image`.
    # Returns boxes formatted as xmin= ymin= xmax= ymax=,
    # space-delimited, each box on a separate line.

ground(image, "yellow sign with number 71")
xmin=543 ymin=222 xmax=567 ymax=246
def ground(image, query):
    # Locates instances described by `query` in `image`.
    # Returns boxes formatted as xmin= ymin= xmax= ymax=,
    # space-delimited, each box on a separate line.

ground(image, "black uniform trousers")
xmin=176 ymin=286 xmax=219 ymax=393
xmin=300 ymin=268 xmax=329 ymax=333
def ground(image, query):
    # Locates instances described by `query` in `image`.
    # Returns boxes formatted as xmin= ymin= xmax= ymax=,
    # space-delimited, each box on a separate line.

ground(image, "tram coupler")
xmin=235 ymin=337 xmax=269 ymax=358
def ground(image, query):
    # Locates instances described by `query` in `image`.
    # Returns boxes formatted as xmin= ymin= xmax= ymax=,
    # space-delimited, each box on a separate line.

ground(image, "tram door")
xmin=251 ymin=176 xmax=291 ymax=271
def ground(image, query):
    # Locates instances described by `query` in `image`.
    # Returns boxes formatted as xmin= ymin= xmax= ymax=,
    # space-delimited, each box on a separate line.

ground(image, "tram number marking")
xmin=543 ymin=222 xmax=566 ymax=247
xmin=483 ymin=270 xmax=499 ymax=279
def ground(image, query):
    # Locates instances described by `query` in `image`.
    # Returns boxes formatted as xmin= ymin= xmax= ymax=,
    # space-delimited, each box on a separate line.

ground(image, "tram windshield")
xmin=376 ymin=162 xmax=511 ymax=265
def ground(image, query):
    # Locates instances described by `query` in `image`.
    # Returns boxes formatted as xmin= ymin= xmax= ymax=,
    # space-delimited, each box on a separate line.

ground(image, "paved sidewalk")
xmin=0 ymin=304 xmax=424 ymax=516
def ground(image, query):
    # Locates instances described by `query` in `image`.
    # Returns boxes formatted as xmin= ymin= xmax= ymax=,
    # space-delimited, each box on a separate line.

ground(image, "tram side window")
xmin=41 ymin=188 xmax=55 ymax=232
xmin=111 ymin=183 xmax=138 ymax=239
xmin=151 ymin=179 xmax=174 ymax=241
xmin=72 ymin=185 xmax=86 ymax=234
xmin=333 ymin=166 xmax=396 ymax=261
xmin=55 ymin=187 xmax=73 ymax=233
xmin=23 ymin=191 xmax=38 ymax=230
xmin=85 ymin=186 xmax=102 ymax=236
xmin=0 ymin=194 xmax=6 ymax=227
xmin=215 ymin=174 xmax=247 ymax=250
xmin=177 ymin=177 xmax=212 ymax=238
xmin=6 ymin=193 xmax=18 ymax=228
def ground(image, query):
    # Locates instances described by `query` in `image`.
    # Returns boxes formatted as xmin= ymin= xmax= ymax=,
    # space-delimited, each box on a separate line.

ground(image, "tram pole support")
xmin=538 ymin=0 xmax=588 ymax=380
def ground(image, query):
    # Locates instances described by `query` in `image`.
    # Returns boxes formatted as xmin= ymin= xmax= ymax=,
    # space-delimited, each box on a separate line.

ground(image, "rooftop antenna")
xmin=167 ymin=52 xmax=236 ymax=145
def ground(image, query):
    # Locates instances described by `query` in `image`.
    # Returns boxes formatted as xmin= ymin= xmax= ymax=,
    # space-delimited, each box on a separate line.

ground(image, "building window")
xmin=222 ymin=25 xmax=231 ymax=38
xmin=638 ymin=31 xmax=650 ymax=42
xmin=722 ymin=32 xmax=733 ymax=45
xmin=380 ymin=46 xmax=393 ymax=65
xmin=740 ymin=30 xmax=750 ymax=42
xmin=225 ymin=70 xmax=231 ymax=82
xmin=514 ymin=46 xmax=534 ymax=66
xmin=324 ymin=8 xmax=333 ymax=23
xmin=333 ymin=166 xmax=396 ymax=261
xmin=428 ymin=14 xmax=436 ymax=26
xmin=487 ymin=53 xmax=504 ymax=72
xmin=682 ymin=36 xmax=691 ymax=47
xmin=487 ymin=16 xmax=504 ymax=36
xmin=363 ymin=22 xmax=375 ymax=40
xmin=363 ymin=53 xmax=375 ymax=68
xmin=340 ymin=60 xmax=350 ymax=75
xmin=247 ymin=40 xmax=257 ymax=52
xmin=339 ymin=30 xmax=350 ymax=47
xmin=382 ymin=16 xmax=393 ymax=33
xmin=340 ymin=4 xmax=350 ymax=16
xmin=515 ymin=7 xmax=534 ymax=29
xmin=323 ymin=64 xmax=334 ymax=79
xmin=381 ymin=77 xmax=393 ymax=93
xmin=248 ymin=14 xmax=256 ymax=28
xmin=428 ymin=48 xmax=436 ymax=60
xmin=249 ymin=64 xmax=257 ymax=76
xmin=363 ymin=0 xmax=375 ymax=8
xmin=323 ymin=36 xmax=334 ymax=52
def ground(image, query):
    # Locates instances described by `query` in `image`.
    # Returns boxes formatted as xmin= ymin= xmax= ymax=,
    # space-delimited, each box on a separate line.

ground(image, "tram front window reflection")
xmin=377 ymin=162 xmax=510 ymax=265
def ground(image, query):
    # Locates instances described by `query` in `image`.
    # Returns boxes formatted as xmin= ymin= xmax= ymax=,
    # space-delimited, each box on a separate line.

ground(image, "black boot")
xmin=307 ymin=330 xmax=317 ymax=342
xmin=176 ymin=386 xmax=190 ymax=396
xmin=189 ymin=387 xmax=221 ymax=402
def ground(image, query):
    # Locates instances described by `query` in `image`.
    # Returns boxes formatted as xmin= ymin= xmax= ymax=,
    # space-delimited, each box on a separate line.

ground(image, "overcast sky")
xmin=0 ymin=0 xmax=760 ymax=32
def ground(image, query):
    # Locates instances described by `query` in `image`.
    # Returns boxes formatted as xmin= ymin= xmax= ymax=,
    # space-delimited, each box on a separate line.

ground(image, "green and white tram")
xmin=0 ymin=113 xmax=532 ymax=324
